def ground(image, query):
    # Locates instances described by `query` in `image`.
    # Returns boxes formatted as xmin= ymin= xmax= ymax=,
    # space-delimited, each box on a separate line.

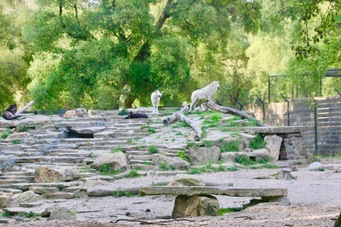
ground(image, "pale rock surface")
xmin=172 ymin=195 xmax=219 ymax=218
xmin=92 ymin=152 xmax=128 ymax=171
xmin=34 ymin=165 xmax=80 ymax=183
xmin=188 ymin=146 xmax=220 ymax=164
xmin=152 ymin=154 xmax=190 ymax=170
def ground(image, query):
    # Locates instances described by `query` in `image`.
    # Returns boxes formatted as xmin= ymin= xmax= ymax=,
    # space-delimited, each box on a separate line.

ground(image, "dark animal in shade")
xmin=2 ymin=104 xmax=20 ymax=120
xmin=124 ymin=111 xmax=148 ymax=119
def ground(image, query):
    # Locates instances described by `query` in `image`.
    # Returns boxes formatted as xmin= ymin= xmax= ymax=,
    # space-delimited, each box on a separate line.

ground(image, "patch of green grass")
xmin=230 ymin=131 xmax=241 ymax=137
xmin=127 ymin=138 xmax=133 ymax=144
xmin=1 ymin=128 xmax=12 ymax=139
xmin=149 ymin=145 xmax=159 ymax=154
xmin=98 ymin=164 xmax=119 ymax=175
xmin=177 ymin=151 xmax=188 ymax=161
xmin=27 ymin=211 xmax=39 ymax=218
xmin=112 ymin=190 xmax=123 ymax=197
xmin=125 ymin=191 xmax=133 ymax=197
xmin=235 ymin=155 xmax=256 ymax=165
xmin=2 ymin=211 xmax=10 ymax=217
xmin=181 ymin=122 xmax=190 ymax=127
xmin=17 ymin=124 xmax=29 ymax=132
xmin=204 ymin=140 xmax=214 ymax=148
xmin=148 ymin=127 xmax=156 ymax=134
xmin=110 ymin=148 xmax=123 ymax=153
xmin=218 ymin=207 xmax=242 ymax=216
xmin=249 ymin=133 xmax=266 ymax=149
xmin=126 ymin=170 xmax=141 ymax=178
xmin=187 ymin=142 xmax=198 ymax=149
xmin=226 ymin=166 xmax=239 ymax=171
xmin=11 ymin=140 xmax=21 ymax=144
xmin=220 ymin=141 xmax=239 ymax=152
xmin=187 ymin=168 xmax=202 ymax=174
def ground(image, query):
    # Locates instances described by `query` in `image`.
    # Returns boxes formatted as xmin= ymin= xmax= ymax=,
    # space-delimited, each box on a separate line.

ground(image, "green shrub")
xmin=1 ymin=128 xmax=12 ymax=139
xmin=126 ymin=170 xmax=141 ymax=178
xmin=11 ymin=140 xmax=21 ymax=144
xmin=235 ymin=155 xmax=255 ymax=165
xmin=112 ymin=190 xmax=123 ymax=197
xmin=249 ymin=133 xmax=266 ymax=149
xmin=177 ymin=151 xmax=188 ymax=161
xmin=98 ymin=164 xmax=119 ymax=175
xmin=149 ymin=146 xmax=159 ymax=154
xmin=220 ymin=141 xmax=239 ymax=152
xmin=204 ymin=140 xmax=214 ymax=148
xmin=187 ymin=168 xmax=202 ymax=174
xmin=17 ymin=124 xmax=29 ymax=132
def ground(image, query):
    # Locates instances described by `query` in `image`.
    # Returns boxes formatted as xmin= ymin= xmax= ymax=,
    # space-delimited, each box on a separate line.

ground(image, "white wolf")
xmin=151 ymin=90 xmax=162 ymax=114
xmin=63 ymin=108 xmax=88 ymax=118
xmin=189 ymin=81 xmax=220 ymax=112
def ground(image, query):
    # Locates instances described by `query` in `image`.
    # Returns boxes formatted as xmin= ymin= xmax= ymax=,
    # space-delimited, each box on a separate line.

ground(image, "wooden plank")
xmin=140 ymin=186 xmax=287 ymax=198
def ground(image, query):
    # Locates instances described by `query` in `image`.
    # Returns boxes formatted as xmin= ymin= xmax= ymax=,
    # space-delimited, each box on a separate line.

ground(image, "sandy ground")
xmin=1 ymin=161 xmax=341 ymax=227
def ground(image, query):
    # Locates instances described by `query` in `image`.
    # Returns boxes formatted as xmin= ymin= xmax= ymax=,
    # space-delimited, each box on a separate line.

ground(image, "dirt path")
xmin=1 ymin=162 xmax=340 ymax=227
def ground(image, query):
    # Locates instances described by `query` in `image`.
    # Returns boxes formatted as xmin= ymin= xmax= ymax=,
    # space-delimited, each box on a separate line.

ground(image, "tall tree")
xmin=23 ymin=0 xmax=263 ymax=110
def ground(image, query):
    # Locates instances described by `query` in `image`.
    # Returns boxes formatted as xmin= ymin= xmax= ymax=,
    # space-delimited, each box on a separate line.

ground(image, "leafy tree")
xmin=0 ymin=1 xmax=31 ymax=110
xmin=23 ymin=0 xmax=263 ymax=110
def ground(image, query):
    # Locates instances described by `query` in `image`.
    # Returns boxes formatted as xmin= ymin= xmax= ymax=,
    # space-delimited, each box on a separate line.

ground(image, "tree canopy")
xmin=0 ymin=0 xmax=340 ymax=111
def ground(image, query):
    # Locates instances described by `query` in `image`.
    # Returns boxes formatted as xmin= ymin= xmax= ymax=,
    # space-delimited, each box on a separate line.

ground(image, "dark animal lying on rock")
xmin=2 ymin=104 xmax=21 ymax=120
xmin=124 ymin=111 xmax=148 ymax=119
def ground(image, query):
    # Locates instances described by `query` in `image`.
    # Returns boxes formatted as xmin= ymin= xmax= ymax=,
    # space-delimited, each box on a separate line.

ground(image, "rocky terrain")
xmin=0 ymin=108 xmax=340 ymax=226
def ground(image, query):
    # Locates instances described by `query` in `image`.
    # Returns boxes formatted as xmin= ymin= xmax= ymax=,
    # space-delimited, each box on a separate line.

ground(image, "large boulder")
xmin=92 ymin=152 xmax=128 ymax=172
xmin=265 ymin=135 xmax=282 ymax=161
xmin=42 ymin=206 xmax=76 ymax=221
xmin=34 ymin=165 xmax=80 ymax=183
xmin=167 ymin=174 xmax=205 ymax=186
xmin=188 ymin=146 xmax=221 ymax=165
xmin=172 ymin=195 xmax=219 ymax=218
xmin=152 ymin=154 xmax=190 ymax=170
xmin=9 ymin=191 xmax=42 ymax=207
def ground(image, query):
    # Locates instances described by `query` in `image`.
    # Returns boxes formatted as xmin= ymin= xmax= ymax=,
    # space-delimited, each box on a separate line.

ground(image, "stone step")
xmin=129 ymin=159 xmax=154 ymax=164
xmin=12 ymin=156 xmax=85 ymax=164
xmin=130 ymin=164 xmax=155 ymax=171
xmin=0 ymin=181 xmax=82 ymax=190
xmin=127 ymin=155 xmax=153 ymax=161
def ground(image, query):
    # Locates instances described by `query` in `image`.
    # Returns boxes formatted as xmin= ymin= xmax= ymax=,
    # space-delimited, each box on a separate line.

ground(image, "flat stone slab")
xmin=140 ymin=186 xmax=287 ymax=198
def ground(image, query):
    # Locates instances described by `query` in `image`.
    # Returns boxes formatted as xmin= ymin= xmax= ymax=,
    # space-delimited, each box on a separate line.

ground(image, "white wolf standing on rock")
xmin=189 ymin=81 xmax=220 ymax=112
xmin=151 ymin=90 xmax=162 ymax=114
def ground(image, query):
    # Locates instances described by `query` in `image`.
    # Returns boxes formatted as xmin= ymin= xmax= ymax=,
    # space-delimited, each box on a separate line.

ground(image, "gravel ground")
xmin=1 ymin=162 xmax=340 ymax=227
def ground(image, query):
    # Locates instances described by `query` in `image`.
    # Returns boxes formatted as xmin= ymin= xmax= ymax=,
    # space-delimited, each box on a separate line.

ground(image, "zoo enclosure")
xmin=247 ymin=95 xmax=341 ymax=156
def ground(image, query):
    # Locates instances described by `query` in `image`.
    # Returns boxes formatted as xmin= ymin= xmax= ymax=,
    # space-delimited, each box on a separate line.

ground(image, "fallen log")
xmin=175 ymin=112 xmax=202 ymax=141
xmin=163 ymin=102 xmax=189 ymax=125
xmin=16 ymin=100 xmax=35 ymax=115
xmin=204 ymin=101 xmax=267 ymax=127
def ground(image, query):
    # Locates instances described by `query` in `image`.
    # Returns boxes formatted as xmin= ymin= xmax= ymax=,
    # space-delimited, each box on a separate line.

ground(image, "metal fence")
xmin=247 ymin=95 xmax=341 ymax=156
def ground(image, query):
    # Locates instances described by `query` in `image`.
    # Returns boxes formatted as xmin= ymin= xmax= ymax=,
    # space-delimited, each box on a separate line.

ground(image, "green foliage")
xmin=149 ymin=146 xmax=159 ymax=154
xmin=1 ymin=128 xmax=12 ymax=139
xmin=11 ymin=140 xmax=21 ymax=144
xmin=177 ymin=151 xmax=188 ymax=161
xmin=218 ymin=207 xmax=241 ymax=216
xmin=204 ymin=140 xmax=214 ymax=148
xmin=158 ymin=162 xmax=172 ymax=171
xmin=98 ymin=164 xmax=119 ymax=175
xmin=126 ymin=170 xmax=141 ymax=178
xmin=235 ymin=155 xmax=255 ymax=166
xmin=112 ymin=190 xmax=123 ymax=197
xmin=249 ymin=133 xmax=266 ymax=149
xmin=220 ymin=141 xmax=240 ymax=152
xmin=16 ymin=124 xmax=29 ymax=132
xmin=187 ymin=168 xmax=202 ymax=175
xmin=1 ymin=211 xmax=10 ymax=217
